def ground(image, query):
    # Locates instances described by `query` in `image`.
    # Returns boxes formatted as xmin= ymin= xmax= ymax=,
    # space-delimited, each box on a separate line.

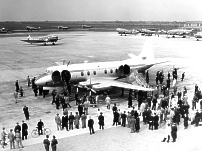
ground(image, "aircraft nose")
xmin=35 ymin=73 xmax=52 ymax=86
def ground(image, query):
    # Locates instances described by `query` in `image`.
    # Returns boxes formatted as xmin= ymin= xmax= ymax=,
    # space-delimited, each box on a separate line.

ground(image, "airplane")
xmin=116 ymin=28 xmax=139 ymax=36
xmin=21 ymin=34 xmax=60 ymax=45
xmin=82 ymin=25 xmax=92 ymax=28
xmin=0 ymin=28 xmax=11 ymax=33
xmin=58 ymin=26 xmax=69 ymax=30
xmin=166 ymin=29 xmax=192 ymax=38
xmin=137 ymin=29 xmax=157 ymax=36
xmin=35 ymin=39 xmax=168 ymax=93
xmin=194 ymin=32 xmax=202 ymax=41
xmin=26 ymin=26 xmax=41 ymax=31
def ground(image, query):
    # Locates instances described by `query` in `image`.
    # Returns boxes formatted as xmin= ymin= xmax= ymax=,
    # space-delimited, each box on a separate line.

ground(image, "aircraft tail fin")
xmin=138 ymin=38 xmax=155 ymax=63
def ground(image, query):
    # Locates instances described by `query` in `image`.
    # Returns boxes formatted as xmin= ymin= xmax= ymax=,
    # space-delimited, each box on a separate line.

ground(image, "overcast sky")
xmin=1 ymin=0 xmax=202 ymax=21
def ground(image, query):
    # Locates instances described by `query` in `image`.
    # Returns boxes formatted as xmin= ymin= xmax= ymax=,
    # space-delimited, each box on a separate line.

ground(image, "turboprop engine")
xmin=52 ymin=70 xmax=71 ymax=84
xmin=117 ymin=64 xmax=131 ymax=77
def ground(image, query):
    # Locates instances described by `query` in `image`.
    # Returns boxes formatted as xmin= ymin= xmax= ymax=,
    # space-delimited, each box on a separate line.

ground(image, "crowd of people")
xmin=6 ymin=68 xmax=202 ymax=150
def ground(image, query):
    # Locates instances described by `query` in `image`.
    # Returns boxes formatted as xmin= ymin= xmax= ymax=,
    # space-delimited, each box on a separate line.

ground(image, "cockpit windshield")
xmin=45 ymin=69 xmax=53 ymax=74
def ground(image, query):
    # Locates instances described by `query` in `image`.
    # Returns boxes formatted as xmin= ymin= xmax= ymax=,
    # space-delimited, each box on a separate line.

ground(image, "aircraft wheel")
xmin=52 ymin=43 xmax=55 ymax=45
xmin=197 ymin=39 xmax=199 ymax=41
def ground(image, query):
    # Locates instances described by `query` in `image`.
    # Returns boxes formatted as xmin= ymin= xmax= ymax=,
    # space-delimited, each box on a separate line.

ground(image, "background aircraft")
xmin=82 ymin=25 xmax=92 ymax=28
xmin=194 ymin=32 xmax=202 ymax=41
xmin=58 ymin=26 xmax=69 ymax=30
xmin=137 ymin=28 xmax=157 ymax=36
xmin=21 ymin=34 xmax=60 ymax=45
xmin=35 ymin=39 xmax=167 ymax=92
xmin=116 ymin=28 xmax=139 ymax=36
xmin=26 ymin=26 xmax=41 ymax=31
xmin=0 ymin=27 xmax=11 ymax=33
xmin=166 ymin=29 xmax=192 ymax=38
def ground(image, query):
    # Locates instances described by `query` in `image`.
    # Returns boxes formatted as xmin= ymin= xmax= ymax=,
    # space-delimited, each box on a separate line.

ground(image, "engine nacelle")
xmin=61 ymin=70 xmax=71 ymax=83
xmin=118 ymin=64 xmax=130 ymax=77
xmin=52 ymin=70 xmax=61 ymax=83
xmin=52 ymin=70 xmax=71 ymax=84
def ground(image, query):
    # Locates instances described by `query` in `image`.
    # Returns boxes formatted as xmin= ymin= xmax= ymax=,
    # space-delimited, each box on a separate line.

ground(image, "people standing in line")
xmin=15 ymin=80 xmax=19 ymax=92
xmin=130 ymin=116 xmax=136 ymax=133
xmin=14 ymin=91 xmax=18 ymax=103
xmin=127 ymin=112 xmax=132 ymax=128
xmin=15 ymin=129 xmax=24 ymax=148
xmin=23 ymin=106 xmax=30 ymax=120
xmin=43 ymin=135 xmax=50 ymax=151
xmin=37 ymin=119 xmax=44 ymax=135
xmin=84 ymin=100 xmax=89 ymax=115
xmin=27 ymin=76 xmax=31 ymax=87
xmin=112 ymin=103 xmax=117 ymax=114
xmin=98 ymin=112 xmax=105 ymax=130
xmin=171 ymin=123 xmax=178 ymax=142
xmin=22 ymin=120 xmax=28 ymax=140
xmin=78 ymin=103 xmax=83 ymax=117
xmin=105 ymin=95 xmax=111 ymax=109
xmin=19 ymin=86 xmax=24 ymax=97
xmin=128 ymin=94 xmax=133 ymax=108
xmin=181 ymin=72 xmax=185 ymax=81
xmin=184 ymin=113 xmax=189 ymax=129
xmin=88 ymin=116 xmax=95 ymax=135
xmin=51 ymin=135 xmax=58 ymax=151
xmin=152 ymin=97 xmax=157 ymax=110
xmin=74 ymin=112 xmax=80 ymax=129
xmin=121 ymin=111 xmax=127 ymax=127
xmin=161 ymin=122 xmax=171 ymax=143
xmin=64 ymin=114 xmax=69 ymax=131
xmin=146 ymin=70 xmax=149 ymax=84
xmin=113 ymin=110 xmax=119 ymax=126
xmin=81 ymin=113 xmax=87 ymax=128
xmin=7 ymin=129 xmax=15 ymax=149
xmin=51 ymin=90 xmax=56 ymax=105
xmin=55 ymin=95 xmax=60 ymax=109
xmin=135 ymin=116 xmax=140 ymax=132
xmin=1 ymin=127 xmax=7 ymax=148
xmin=69 ymin=112 xmax=74 ymax=130
xmin=55 ymin=113 xmax=62 ymax=131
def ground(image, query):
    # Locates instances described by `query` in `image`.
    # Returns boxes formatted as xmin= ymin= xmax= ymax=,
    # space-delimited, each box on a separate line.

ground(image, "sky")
xmin=0 ymin=0 xmax=202 ymax=21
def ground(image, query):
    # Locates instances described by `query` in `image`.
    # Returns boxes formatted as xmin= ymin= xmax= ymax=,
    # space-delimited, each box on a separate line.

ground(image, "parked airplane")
xmin=58 ymin=26 xmax=69 ymax=30
xmin=167 ymin=29 xmax=192 ymax=38
xmin=35 ymin=39 xmax=168 ymax=92
xmin=116 ymin=28 xmax=139 ymax=36
xmin=0 ymin=28 xmax=11 ymax=33
xmin=137 ymin=29 xmax=157 ymax=36
xmin=82 ymin=25 xmax=92 ymax=28
xmin=26 ymin=26 xmax=41 ymax=31
xmin=194 ymin=32 xmax=202 ymax=41
xmin=21 ymin=35 xmax=60 ymax=45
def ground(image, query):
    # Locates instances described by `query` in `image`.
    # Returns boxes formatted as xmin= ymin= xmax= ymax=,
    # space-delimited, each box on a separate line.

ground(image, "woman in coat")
xmin=74 ymin=112 xmax=80 ymax=129
xmin=15 ymin=130 xmax=24 ymax=148
xmin=130 ymin=116 xmax=136 ymax=133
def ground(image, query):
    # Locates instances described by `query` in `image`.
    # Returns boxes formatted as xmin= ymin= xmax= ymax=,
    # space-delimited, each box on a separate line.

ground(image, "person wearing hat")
xmin=171 ymin=123 xmax=178 ymax=142
xmin=22 ymin=120 xmax=28 ymax=140
xmin=51 ymin=135 xmax=58 ymax=151
xmin=43 ymin=135 xmax=50 ymax=151
xmin=15 ymin=129 xmax=24 ymax=148
xmin=88 ymin=116 xmax=95 ymax=135
xmin=14 ymin=122 xmax=21 ymax=133
xmin=98 ymin=112 xmax=105 ymax=130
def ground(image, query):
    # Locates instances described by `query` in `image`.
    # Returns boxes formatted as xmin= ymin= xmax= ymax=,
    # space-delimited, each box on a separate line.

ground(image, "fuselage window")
xmin=104 ymin=69 xmax=107 ymax=74
xmin=93 ymin=70 xmax=96 ymax=75
xmin=115 ymin=69 xmax=118 ymax=73
xmin=110 ymin=69 xmax=113 ymax=74
xmin=81 ymin=72 xmax=84 ymax=76
xmin=87 ymin=71 xmax=90 ymax=76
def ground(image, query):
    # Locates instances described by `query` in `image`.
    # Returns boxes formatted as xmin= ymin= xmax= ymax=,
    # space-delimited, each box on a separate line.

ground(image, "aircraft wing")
xmin=21 ymin=39 xmax=47 ymax=43
xmin=79 ymin=77 xmax=153 ymax=91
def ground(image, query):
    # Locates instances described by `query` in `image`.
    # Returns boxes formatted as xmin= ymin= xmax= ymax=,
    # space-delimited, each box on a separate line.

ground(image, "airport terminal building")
xmin=183 ymin=21 xmax=202 ymax=30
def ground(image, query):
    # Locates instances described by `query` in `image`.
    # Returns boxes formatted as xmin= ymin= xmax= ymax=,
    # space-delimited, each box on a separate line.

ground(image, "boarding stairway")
xmin=130 ymin=71 xmax=149 ymax=88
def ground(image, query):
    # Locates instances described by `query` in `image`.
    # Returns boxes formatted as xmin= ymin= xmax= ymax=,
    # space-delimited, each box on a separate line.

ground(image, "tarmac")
xmin=0 ymin=32 xmax=202 ymax=151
